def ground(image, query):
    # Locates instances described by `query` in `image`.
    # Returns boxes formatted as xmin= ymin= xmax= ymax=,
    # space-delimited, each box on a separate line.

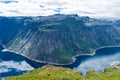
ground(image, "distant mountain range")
xmin=0 ymin=14 xmax=120 ymax=64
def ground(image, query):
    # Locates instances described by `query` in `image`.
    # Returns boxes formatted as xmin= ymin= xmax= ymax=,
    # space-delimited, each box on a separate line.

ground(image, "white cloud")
xmin=0 ymin=0 xmax=120 ymax=19
xmin=0 ymin=60 xmax=33 ymax=73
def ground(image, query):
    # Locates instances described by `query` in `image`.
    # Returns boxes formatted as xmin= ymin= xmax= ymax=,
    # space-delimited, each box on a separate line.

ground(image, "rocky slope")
xmin=0 ymin=14 xmax=120 ymax=64
xmin=5 ymin=65 xmax=120 ymax=80
xmin=111 ymin=62 xmax=120 ymax=69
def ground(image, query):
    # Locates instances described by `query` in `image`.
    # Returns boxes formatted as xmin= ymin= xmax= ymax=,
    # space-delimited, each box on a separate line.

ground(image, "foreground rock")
xmin=111 ymin=61 xmax=120 ymax=69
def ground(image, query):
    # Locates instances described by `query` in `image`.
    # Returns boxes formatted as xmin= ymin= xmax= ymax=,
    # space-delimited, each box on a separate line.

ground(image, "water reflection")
xmin=74 ymin=47 xmax=120 ymax=75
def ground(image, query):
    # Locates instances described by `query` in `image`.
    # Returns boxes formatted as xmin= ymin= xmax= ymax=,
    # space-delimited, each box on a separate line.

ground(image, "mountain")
xmin=5 ymin=65 xmax=120 ymax=80
xmin=0 ymin=14 xmax=120 ymax=64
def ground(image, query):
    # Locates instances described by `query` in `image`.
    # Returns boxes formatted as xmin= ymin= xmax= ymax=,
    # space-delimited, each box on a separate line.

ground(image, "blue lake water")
xmin=0 ymin=44 xmax=120 ymax=77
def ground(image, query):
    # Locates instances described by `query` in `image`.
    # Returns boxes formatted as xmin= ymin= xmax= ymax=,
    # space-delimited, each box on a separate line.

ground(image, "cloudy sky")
xmin=0 ymin=0 xmax=120 ymax=19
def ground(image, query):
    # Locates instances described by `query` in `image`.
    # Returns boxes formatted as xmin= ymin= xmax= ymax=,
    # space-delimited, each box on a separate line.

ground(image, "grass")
xmin=5 ymin=65 xmax=120 ymax=80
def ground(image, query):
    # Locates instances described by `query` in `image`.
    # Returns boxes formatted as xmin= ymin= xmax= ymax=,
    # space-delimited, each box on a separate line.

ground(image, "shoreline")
xmin=71 ymin=45 xmax=120 ymax=67
xmin=1 ymin=44 xmax=120 ymax=66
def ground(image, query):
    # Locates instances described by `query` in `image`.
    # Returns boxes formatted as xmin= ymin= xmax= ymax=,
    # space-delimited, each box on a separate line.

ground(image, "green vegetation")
xmin=52 ymin=49 xmax=73 ymax=64
xmin=1 ymin=15 xmax=120 ymax=64
xmin=40 ymin=22 xmax=61 ymax=27
xmin=5 ymin=65 xmax=120 ymax=80
xmin=38 ymin=22 xmax=61 ymax=32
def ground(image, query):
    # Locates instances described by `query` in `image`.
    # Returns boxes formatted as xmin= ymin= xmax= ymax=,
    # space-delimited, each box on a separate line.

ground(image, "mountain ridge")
xmin=0 ymin=14 xmax=120 ymax=64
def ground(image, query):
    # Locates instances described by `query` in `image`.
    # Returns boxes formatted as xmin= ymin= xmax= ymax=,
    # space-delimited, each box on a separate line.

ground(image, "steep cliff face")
xmin=0 ymin=14 xmax=120 ymax=64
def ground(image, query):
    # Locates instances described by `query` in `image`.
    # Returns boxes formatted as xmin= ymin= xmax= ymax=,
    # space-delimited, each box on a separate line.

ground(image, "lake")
xmin=0 ymin=45 xmax=46 ymax=78
xmin=73 ymin=47 xmax=120 ymax=75
xmin=0 ymin=44 xmax=120 ymax=77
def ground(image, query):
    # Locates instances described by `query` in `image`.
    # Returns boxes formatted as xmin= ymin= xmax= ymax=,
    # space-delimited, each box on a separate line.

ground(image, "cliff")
xmin=0 ymin=14 xmax=120 ymax=64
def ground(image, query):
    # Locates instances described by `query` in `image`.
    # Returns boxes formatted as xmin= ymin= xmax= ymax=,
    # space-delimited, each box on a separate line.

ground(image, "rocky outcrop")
xmin=111 ymin=61 xmax=120 ymax=69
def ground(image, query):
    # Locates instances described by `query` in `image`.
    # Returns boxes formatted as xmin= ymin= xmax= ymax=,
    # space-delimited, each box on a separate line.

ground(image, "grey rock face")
xmin=111 ymin=62 xmax=120 ymax=69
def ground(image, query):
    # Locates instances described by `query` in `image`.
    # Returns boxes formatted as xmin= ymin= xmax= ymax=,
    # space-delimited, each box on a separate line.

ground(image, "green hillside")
xmin=5 ymin=65 xmax=120 ymax=80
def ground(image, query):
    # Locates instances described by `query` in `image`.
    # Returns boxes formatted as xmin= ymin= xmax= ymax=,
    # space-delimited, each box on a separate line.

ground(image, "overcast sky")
xmin=0 ymin=0 xmax=120 ymax=19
